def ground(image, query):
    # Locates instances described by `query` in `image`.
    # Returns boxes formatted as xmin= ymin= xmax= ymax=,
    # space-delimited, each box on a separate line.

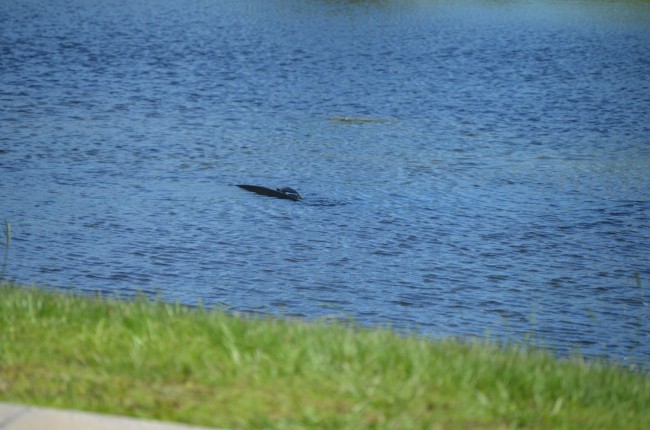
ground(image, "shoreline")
xmin=1 ymin=282 xmax=648 ymax=429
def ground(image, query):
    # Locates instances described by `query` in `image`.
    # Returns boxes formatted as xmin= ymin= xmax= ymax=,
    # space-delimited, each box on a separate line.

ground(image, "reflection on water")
xmin=1 ymin=0 xmax=649 ymax=366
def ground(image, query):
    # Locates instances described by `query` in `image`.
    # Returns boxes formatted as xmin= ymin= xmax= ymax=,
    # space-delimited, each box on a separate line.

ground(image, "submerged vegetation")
xmin=1 ymin=283 xmax=648 ymax=429
xmin=328 ymin=116 xmax=392 ymax=124
xmin=2 ymin=221 xmax=9 ymax=248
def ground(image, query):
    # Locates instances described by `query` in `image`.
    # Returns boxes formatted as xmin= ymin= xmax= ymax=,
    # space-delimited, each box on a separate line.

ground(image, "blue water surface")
xmin=1 ymin=0 xmax=649 ymax=366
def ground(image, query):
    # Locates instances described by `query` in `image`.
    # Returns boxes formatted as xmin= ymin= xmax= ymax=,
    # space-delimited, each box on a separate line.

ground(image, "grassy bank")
xmin=0 ymin=283 xmax=648 ymax=429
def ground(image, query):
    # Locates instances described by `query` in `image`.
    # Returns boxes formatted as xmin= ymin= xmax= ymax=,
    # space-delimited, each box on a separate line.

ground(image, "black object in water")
xmin=237 ymin=185 xmax=303 ymax=201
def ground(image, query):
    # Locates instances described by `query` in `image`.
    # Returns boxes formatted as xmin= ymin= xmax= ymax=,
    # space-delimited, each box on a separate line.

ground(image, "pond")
xmin=1 ymin=0 xmax=649 ymax=367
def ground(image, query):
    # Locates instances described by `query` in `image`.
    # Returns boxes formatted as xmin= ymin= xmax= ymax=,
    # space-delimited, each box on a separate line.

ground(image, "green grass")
xmin=1 ymin=283 xmax=648 ymax=429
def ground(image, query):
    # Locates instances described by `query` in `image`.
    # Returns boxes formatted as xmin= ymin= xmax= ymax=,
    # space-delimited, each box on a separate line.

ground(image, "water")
xmin=1 ymin=0 xmax=649 ymax=366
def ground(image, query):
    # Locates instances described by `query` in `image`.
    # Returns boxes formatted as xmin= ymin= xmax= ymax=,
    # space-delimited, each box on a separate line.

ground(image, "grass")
xmin=0 ymin=283 xmax=648 ymax=429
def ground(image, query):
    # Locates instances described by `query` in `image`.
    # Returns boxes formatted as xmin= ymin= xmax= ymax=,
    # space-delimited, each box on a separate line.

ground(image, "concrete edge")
xmin=0 ymin=403 xmax=224 ymax=430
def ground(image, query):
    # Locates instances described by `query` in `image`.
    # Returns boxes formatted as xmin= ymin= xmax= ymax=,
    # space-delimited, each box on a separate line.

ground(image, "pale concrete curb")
xmin=0 ymin=403 xmax=224 ymax=430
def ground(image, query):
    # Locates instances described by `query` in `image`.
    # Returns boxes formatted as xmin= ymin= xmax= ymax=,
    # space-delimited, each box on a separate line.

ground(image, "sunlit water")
xmin=1 ymin=0 xmax=649 ymax=366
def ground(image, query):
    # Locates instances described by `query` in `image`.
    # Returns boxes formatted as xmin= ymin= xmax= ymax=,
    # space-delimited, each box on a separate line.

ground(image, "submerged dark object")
xmin=237 ymin=184 xmax=303 ymax=201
